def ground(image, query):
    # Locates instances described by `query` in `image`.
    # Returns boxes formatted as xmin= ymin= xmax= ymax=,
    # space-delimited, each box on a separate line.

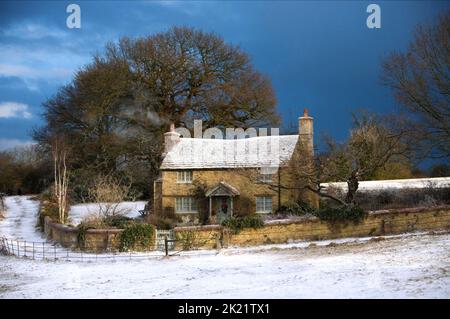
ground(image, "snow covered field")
xmin=1 ymin=233 xmax=449 ymax=298
xmin=1 ymin=196 xmax=449 ymax=298
xmin=68 ymin=201 xmax=147 ymax=225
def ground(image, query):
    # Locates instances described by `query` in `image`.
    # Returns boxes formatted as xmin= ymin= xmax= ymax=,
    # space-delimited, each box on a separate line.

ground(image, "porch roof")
xmin=205 ymin=181 xmax=240 ymax=197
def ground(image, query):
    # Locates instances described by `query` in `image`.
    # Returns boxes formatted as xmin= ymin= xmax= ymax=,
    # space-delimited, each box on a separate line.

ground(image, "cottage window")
xmin=177 ymin=171 xmax=193 ymax=183
xmin=175 ymin=197 xmax=197 ymax=213
xmin=258 ymin=172 xmax=272 ymax=183
xmin=256 ymin=196 xmax=272 ymax=214
xmin=258 ymin=167 xmax=275 ymax=183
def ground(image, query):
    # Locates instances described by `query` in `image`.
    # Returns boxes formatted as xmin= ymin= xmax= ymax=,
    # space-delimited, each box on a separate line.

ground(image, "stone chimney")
xmin=163 ymin=123 xmax=180 ymax=156
xmin=298 ymin=108 xmax=314 ymax=156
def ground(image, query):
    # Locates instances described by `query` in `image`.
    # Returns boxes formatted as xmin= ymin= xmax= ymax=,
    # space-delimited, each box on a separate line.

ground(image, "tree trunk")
xmin=345 ymin=173 xmax=359 ymax=205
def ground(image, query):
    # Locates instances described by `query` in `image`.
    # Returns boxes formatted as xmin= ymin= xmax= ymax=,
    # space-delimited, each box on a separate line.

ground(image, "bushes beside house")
xmin=275 ymin=201 xmax=315 ymax=217
xmin=75 ymin=217 xmax=154 ymax=252
xmin=148 ymin=206 xmax=181 ymax=229
xmin=119 ymin=223 xmax=155 ymax=252
xmin=313 ymin=205 xmax=367 ymax=225
xmin=221 ymin=215 xmax=264 ymax=234
xmin=274 ymin=200 xmax=368 ymax=225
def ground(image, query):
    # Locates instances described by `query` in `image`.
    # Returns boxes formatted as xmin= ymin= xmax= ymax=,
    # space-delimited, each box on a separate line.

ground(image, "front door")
xmin=216 ymin=197 xmax=231 ymax=223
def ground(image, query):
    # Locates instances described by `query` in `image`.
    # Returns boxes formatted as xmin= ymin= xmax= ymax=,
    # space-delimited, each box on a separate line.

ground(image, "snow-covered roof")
xmin=160 ymin=135 xmax=299 ymax=170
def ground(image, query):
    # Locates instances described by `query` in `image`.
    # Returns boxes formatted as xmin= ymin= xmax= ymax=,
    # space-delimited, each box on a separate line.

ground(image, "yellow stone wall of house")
xmin=160 ymin=168 xmax=302 ymax=217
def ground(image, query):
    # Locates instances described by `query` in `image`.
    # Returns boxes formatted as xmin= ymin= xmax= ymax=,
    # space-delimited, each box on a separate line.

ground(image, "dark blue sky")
xmin=0 ymin=1 xmax=448 ymax=153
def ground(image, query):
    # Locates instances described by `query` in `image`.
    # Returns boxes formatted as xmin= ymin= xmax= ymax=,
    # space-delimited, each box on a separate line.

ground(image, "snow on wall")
xmin=68 ymin=201 xmax=147 ymax=226
xmin=321 ymin=177 xmax=450 ymax=192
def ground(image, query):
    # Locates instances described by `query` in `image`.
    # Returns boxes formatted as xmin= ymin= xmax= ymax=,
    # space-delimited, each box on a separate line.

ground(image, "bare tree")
xmin=320 ymin=113 xmax=412 ymax=205
xmin=52 ymin=137 xmax=69 ymax=223
xmin=240 ymin=112 xmax=412 ymax=207
xmin=86 ymin=174 xmax=135 ymax=218
xmin=381 ymin=11 xmax=450 ymax=158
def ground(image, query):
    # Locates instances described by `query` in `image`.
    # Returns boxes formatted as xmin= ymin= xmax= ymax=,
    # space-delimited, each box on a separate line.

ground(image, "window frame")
xmin=176 ymin=170 xmax=193 ymax=183
xmin=258 ymin=172 xmax=273 ymax=183
xmin=255 ymin=196 xmax=273 ymax=214
xmin=175 ymin=196 xmax=198 ymax=214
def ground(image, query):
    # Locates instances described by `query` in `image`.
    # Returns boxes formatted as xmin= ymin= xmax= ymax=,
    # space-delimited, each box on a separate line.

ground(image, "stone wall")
xmin=44 ymin=206 xmax=450 ymax=252
xmin=44 ymin=216 xmax=123 ymax=252
xmin=174 ymin=206 xmax=450 ymax=249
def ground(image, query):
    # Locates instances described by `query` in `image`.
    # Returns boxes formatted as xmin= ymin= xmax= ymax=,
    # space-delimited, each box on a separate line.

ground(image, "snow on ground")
xmin=322 ymin=177 xmax=450 ymax=192
xmin=68 ymin=201 xmax=147 ymax=225
xmin=0 ymin=233 xmax=449 ymax=298
xmin=1 ymin=196 xmax=450 ymax=298
xmin=0 ymin=196 xmax=44 ymax=242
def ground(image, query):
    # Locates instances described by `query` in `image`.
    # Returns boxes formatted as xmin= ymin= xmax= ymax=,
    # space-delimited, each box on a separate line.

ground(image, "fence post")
xmin=32 ymin=242 xmax=35 ymax=260
xmin=164 ymin=235 xmax=168 ymax=257
xmin=24 ymin=240 xmax=27 ymax=257
xmin=54 ymin=246 xmax=56 ymax=260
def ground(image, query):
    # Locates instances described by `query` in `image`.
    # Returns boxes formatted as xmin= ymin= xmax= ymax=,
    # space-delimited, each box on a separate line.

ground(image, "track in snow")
xmin=0 ymin=196 xmax=44 ymax=242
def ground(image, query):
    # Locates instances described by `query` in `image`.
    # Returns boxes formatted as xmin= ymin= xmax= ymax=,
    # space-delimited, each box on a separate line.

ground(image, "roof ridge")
xmin=178 ymin=134 xmax=299 ymax=141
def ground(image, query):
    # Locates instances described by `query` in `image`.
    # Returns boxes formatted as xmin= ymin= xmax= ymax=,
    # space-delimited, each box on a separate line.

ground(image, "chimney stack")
xmin=298 ymin=108 xmax=314 ymax=156
xmin=163 ymin=123 xmax=180 ymax=156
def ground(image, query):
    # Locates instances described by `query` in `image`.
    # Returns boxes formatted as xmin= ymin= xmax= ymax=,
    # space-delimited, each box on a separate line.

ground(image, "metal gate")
xmin=155 ymin=229 xmax=174 ymax=251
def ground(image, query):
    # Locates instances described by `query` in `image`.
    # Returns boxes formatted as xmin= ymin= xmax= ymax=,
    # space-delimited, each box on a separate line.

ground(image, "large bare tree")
xmin=381 ymin=12 xmax=450 ymax=158
xmin=109 ymin=27 xmax=279 ymax=129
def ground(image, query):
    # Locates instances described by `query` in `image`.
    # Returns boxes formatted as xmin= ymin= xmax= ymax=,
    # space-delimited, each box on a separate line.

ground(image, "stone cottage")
xmin=153 ymin=109 xmax=318 ymax=224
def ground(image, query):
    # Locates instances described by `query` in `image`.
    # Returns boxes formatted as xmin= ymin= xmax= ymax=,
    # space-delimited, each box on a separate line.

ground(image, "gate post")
xmin=164 ymin=235 xmax=168 ymax=257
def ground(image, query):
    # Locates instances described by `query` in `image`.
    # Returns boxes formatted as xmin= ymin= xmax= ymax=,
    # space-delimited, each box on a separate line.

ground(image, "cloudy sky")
xmin=0 ymin=0 xmax=448 ymax=152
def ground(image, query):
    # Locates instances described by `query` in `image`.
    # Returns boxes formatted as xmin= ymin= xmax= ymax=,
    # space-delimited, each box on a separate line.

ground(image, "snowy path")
xmin=0 ymin=196 xmax=44 ymax=242
xmin=0 ymin=196 xmax=154 ymax=260
xmin=0 ymin=196 xmax=75 ymax=260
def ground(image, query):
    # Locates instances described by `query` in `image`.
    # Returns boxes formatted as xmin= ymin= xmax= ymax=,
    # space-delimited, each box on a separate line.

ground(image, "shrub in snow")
xmin=104 ymin=215 xmax=133 ymax=229
xmin=313 ymin=205 xmax=367 ymax=225
xmin=175 ymin=231 xmax=206 ymax=250
xmin=38 ymin=200 xmax=61 ymax=228
xmin=87 ymin=175 xmax=135 ymax=218
xmin=275 ymin=201 xmax=315 ymax=217
xmin=221 ymin=215 xmax=264 ymax=234
xmin=148 ymin=206 xmax=181 ymax=229
xmin=119 ymin=223 xmax=155 ymax=252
